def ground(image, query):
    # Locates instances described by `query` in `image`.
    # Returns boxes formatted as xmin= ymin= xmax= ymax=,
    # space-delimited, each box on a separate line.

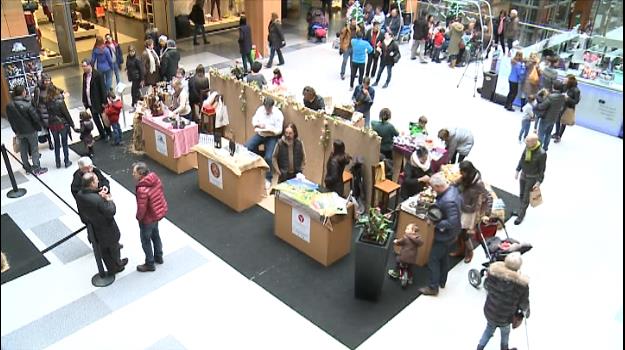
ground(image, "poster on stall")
xmin=208 ymin=160 xmax=223 ymax=190
xmin=291 ymin=208 xmax=311 ymax=243
xmin=155 ymin=130 xmax=168 ymax=156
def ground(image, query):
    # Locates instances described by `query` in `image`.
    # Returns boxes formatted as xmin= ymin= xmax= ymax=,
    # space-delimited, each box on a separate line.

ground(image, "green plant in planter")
xmin=358 ymin=207 xmax=393 ymax=245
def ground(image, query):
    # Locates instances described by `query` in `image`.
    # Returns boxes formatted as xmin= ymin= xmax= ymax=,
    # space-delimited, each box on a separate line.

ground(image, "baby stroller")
xmin=468 ymin=217 xmax=532 ymax=288
xmin=307 ymin=8 xmax=328 ymax=42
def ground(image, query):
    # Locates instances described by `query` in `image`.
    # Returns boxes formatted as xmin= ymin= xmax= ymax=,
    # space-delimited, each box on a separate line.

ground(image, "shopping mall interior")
xmin=0 ymin=0 xmax=623 ymax=349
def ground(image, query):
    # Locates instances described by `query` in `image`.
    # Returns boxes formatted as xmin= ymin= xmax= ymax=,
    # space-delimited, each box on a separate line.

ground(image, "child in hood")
xmin=75 ymin=111 xmax=95 ymax=157
xmin=104 ymin=90 xmax=123 ymax=146
xmin=388 ymin=224 xmax=424 ymax=285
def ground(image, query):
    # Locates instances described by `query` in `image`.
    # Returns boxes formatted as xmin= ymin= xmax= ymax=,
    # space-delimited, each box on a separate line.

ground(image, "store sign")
xmin=1 ymin=35 xmax=40 ymax=62
xmin=208 ymin=160 xmax=224 ymax=190
xmin=291 ymin=208 xmax=311 ymax=243
xmin=154 ymin=130 xmax=168 ymax=156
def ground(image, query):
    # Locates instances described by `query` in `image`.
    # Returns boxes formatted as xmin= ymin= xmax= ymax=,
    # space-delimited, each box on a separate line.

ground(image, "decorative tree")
xmin=319 ymin=119 xmax=332 ymax=183
xmin=347 ymin=0 xmax=364 ymax=24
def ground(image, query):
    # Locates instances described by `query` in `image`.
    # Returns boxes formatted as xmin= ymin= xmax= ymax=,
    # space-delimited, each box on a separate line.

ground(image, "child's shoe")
xmin=387 ymin=269 xmax=399 ymax=279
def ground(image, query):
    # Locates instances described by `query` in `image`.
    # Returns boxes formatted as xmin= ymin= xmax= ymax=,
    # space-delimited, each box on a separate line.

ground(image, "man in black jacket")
xmin=365 ymin=21 xmax=382 ymax=78
xmin=419 ymin=172 xmax=461 ymax=296
xmin=189 ymin=0 xmax=209 ymax=46
xmin=6 ymin=85 xmax=48 ymax=175
xmin=411 ymin=12 xmax=429 ymax=63
xmin=535 ymin=80 xmax=565 ymax=151
xmin=76 ymin=172 xmax=127 ymax=275
xmin=514 ymin=133 xmax=547 ymax=225
xmin=71 ymin=156 xmax=110 ymax=200
xmin=476 ymin=252 xmax=529 ymax=350
xmin=81 ymin=58 xmax=112 ymax=142
xmin=302 ymin=86 xmax=325 ymax=111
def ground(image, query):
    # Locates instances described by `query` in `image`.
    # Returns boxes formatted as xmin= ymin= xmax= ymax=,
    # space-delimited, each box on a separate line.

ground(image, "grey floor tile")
xmin=146 ymin=335 xmax=186 ymax=350
xmin=1 ymin=293 xmax=111 ymax=350
xmin=95 ymin=246 xmax=207 ymax=310
xmin=1 ymin=172 xmax=29 ymax=191
xmin=30 ymin=219 xmax=91 ymax=264
xmin=1 ymin=193 xmax=65 ymax=231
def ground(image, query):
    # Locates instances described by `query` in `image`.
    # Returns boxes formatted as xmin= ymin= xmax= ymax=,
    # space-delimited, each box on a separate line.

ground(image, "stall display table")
xmin=141 ymin=113 xmax=199 ymax=174
xmin=394 ymin=206 xmax=435 ymax=267
xmin=274 ymin=181 xmax=354 ymax=267
xmin=192 ymin=142 xmax=268 ymax=212
xmin=392 ymin=143 xmax=448 ymax=182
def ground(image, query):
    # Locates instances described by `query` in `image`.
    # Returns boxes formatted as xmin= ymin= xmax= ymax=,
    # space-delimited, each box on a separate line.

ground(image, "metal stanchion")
xmin=86 ymin=224 xmax=115 ymax=287
xmin=1 ymin=144 xmax=27 ymax=198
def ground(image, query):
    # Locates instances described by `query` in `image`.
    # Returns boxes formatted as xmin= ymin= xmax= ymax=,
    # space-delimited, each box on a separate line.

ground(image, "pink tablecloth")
xmin=142 ymin=115 xmax=199 ymax=158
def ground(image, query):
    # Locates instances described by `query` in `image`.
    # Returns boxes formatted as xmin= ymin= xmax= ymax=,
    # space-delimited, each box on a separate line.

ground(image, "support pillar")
xmin=244 ymin=0 xmax=281 ymax=57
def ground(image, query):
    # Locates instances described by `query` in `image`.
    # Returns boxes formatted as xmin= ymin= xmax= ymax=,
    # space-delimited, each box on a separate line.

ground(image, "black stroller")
xmin=468 ymin=217 xmax=532 ymax=288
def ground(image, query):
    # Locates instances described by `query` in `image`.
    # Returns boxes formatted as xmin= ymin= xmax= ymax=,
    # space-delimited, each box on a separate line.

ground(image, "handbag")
xmin=528 ymin=66 xmax=540 ymax=85
xmin=214 ymin=99 xmax=230 ymax=128
xmin=560 ymin=107 xmax=576 ymax=126
xmin=529 ymin=186 xmax=543 ymax=207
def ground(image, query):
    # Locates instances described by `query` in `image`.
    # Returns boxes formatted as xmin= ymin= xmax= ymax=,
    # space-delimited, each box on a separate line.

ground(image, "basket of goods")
xmin=441 ymin=164 xmax=462 ymax=184
xmin=416 ymin=187 xmax=437 ymax=209
xmin=332 ymin=104 xmax=354 ymax=120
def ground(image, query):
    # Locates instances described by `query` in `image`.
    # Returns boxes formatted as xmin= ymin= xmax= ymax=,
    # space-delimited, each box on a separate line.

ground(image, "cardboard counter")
xmin=394 ymin=210 xmax=435 ymax=267
xmin=274 ymin=196 xmax=354 ymax=267
xmin=142 ymin=115 xmax=198 ymax=174
xmin=193 ymin=143 xmax=268 ymax=213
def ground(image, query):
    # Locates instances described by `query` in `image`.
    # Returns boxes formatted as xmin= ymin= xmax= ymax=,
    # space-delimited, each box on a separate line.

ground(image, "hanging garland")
xmin=239 ymin=87 xmax=246 ymax=113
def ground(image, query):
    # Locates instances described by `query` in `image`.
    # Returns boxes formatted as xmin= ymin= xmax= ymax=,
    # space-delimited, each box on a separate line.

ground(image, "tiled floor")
xmin=1 ymin=8 xmax=623 ymax=350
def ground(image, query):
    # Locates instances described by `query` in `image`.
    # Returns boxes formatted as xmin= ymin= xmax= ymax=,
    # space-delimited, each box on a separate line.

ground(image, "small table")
xmin=142 ymin=113 xmax=199 ymax=174
xmin=274 ymin=195 xmax=354 ymax=267
xmin=394 ymin=208 xmax=435 ymax=267
xmin=193 ymin=143 xmax=268 ymax=212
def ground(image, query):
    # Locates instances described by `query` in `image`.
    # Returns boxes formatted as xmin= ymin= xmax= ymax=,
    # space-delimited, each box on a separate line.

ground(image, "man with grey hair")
xmin=76 ymin=171 xmax=127 ymax=275
xmin=476 ymin=252 xmax=530 ymax=350
xmin=419 ymin=172 xmax=462 ymax=296
xmin=71 ymin=156 xmax=110 ymax=200
xmin=245 ymin=96 xmax=284 ymax=189
xmin=132 ymin=162 xmax=168 ymax=272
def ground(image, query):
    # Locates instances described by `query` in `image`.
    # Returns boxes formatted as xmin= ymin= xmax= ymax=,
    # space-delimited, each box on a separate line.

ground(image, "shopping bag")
xmin=214 ymin=99 xmax=230 ymax=128
xmin=529 ymin=186 xmax=543 ymax=207
xmin=95 ymin=6 xmax=105 ymax=18
xmin=528 ymin=66 xmax=539 ymax=85
xmin=560 ymin=107 xmax=576 ymax=126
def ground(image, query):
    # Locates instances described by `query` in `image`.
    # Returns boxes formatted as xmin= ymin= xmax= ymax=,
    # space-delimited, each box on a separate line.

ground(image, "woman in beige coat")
xmin=447 ymin=19 xmax=465 ymax=68
xmin=522 ymin=52 xmax=541 ymax=106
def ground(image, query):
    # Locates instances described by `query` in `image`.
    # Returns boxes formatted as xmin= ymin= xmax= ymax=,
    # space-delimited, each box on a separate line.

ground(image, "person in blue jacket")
xmin=105 ymin=33 xmax=124 ymax=87
xmin=350 ymin=31 xmax=373 ymax=90
xmin=505 ymin=51 xmax=527 ymax=111
xmin=91 ymin=35 xmax=114 ymax=92
xmin=419 ymin=172 xmax=462 ymax=296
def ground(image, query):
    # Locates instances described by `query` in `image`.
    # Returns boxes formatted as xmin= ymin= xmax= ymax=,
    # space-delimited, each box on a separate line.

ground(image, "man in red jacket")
xmin=133 ymin=162 xmax=168 ymax=272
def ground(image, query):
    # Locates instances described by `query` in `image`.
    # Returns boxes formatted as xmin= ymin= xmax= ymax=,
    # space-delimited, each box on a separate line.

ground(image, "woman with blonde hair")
xmin=522 ymin=52 xmax=541 ymax=107
xmin=504 ymin=51 xmax=526 ymax=111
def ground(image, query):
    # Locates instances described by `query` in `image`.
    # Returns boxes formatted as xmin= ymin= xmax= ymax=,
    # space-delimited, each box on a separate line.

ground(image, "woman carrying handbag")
xmin=266 ymin=13 xmax=286 ymax=68
xmin=553 ymin=75 xmax=581 ymax=143
xmin=45 ymin=85 xmax=75 ymax=168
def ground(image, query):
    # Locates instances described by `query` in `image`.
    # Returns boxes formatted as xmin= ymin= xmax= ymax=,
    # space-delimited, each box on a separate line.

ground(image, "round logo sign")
xmin=210 ymin=163 xmax=221 ymax=178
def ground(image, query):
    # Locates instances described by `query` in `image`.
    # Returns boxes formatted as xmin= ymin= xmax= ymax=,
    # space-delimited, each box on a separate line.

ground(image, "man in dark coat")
xmin=411 ymin=12 xmax=429 ymax=62
xmin=476 ymin=252 xmax=530 ymax=350
xmin=419 ymin=172 xmax=461 ymax=296
xmin=238 ymin=16 xmax=253 ymax=73
xmin=189 ymin=0 xmax=209 ymax=46
xmin=81 ymin=58 xmax=112 ymax=142
xmin=514 ymin=133 xmax=547 ymax=225
xmin=76 ymin=172 xmax=127 ymax=275
xmin=159 ymin=40 xmax=181 ymax=82
xmin=266 ymin=16 xmax=285 ymax=68
xmin=6 ymin=85 xmax=48 ymax=175
xmin=71 ymin=156 xmax=110 ymax=200
xmin=535 ymin=80 xmax=566 ymax=151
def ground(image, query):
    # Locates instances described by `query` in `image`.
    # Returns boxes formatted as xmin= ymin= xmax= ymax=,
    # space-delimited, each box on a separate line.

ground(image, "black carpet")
xmin=70 ymin=132 xmax=520 ymax=349
xmin=1 ymin=214 xmax=50 ymax=285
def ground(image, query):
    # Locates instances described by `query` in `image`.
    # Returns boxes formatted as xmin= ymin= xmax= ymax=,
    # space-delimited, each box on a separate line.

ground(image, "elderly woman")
xmin=522 ymin=52 xmax=541 ymax=107
xmin=451 ymin=160 xmax=493 ymax=263
xmin=170 ymin=79 xmax=191 ymax=121
xmin=400 ymin=146 xmax=432 ymax=200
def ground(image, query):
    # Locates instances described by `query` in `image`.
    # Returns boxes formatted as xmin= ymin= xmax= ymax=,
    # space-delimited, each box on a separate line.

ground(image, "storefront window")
xmin=174 ymin=0 xmax=244 ymax=39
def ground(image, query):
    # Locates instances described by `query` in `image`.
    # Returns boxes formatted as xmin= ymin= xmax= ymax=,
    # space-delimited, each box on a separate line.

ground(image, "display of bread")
xmin=441 ymin=164 xmax=462 ymax=184
xmin=417 ymin=187 xmax=437 ymax=206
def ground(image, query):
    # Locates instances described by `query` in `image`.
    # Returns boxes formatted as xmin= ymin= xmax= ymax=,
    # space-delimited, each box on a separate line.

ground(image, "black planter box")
xmin=354 ymin=227 xmax=393 ymax=301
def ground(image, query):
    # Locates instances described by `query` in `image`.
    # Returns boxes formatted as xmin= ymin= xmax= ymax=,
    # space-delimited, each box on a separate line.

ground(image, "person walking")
xmin=189 ymin=0 xmax=209 ymax=46
xmin=32 ymin=73 xmax=55 ymax=150
xmin=104 ymin=33 xmax=124 ymax=87
xmin=493 ymin=10 xmax=507 ymax=53
xmin=91 ymin=35 xmax=114 ymax=92
xmin=238 ymin=16 xmax=253 ymax=73
xmin=514 ymin=133 xmax=546 ymax=225
xmin=350 ymin=31 xmax=373 ymax=90
xmin=266 ymin=13 xmax=286 ymax=68
xmin=504 ymin=51 xmax=526 ymax=111
xmin=438 ymin=127 xmax=474 ymax=163
xmin=125 ymin=45 xmax=144 ymax=111
xmin=272 ymin=123 xmax=307 ymax=183
xmin=81 ymin=58 xmax=112 ymax=142
xmin=245 ymin=97 xmax=284 ymax=188
xmin=371 ymin=108 xmax=398 ymax=160
xmin=76 ymin=172 xmax=127 ymax=275
xmin=324 ymin=139 xmax=352 ymax=197
xmin=364 ymin=21 xmax=382 ymax=78
xmin=518 ymin=95 xmax=536 ymax=143
xmin=339 ymin=20 xmax=358 ymax=80
xmin=419 ymin=172 xmax=461 ymax=296
xmin=535 ymin=80 xmax=565 ymax=151
xmin=132 ymin=162 xmax=168 ymax=272
xmin=553 ymin=75 xmax=581 ymax=143
xmin=373 ymin=31 xmax=400 ymax=88
xmin=6 ymin=85 xmax=48 ymax=175
xmin=160 ymin=40 xmax=180 ymax=82
xmin=476 ymin=252 xmax=530 ymax=350
xmin=352 ymin=77 xmax=375 ymax=127
xmin=141 ymin=39 xmax=161 ymax=86
xmin=451 ymin=161 xmax=492 ymax=263
xmin=411 ymin=12 xmax=429 ymax=63
xmin=503 ymin=9 xmax=520 ymax=57
xmin=45 ymin=85 xmax=75 ymax=168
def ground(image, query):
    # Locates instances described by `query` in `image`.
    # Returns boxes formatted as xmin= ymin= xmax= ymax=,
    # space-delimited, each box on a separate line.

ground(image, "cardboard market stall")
xmin=142 ymin=113 xmax=198 ymax=174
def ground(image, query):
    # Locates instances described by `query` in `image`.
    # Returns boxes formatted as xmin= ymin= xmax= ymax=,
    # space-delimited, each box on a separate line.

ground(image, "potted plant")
xmin=354 ymin=207 xmax=394 ymax=301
